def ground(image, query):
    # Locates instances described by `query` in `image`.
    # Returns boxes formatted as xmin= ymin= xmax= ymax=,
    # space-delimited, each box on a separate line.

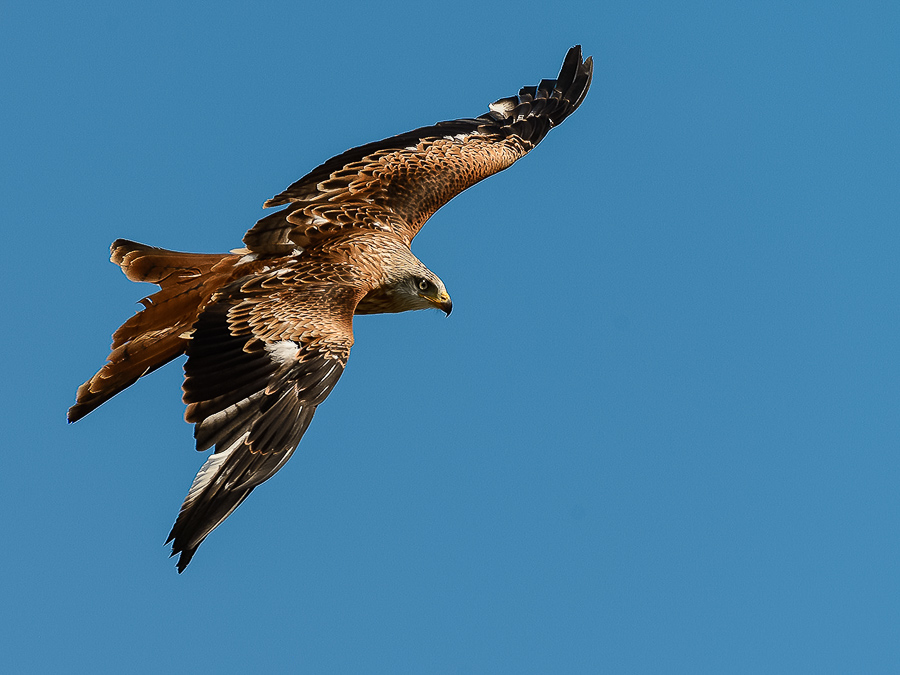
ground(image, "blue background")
xmin=3 ymin=1 xmax=899 ymax=672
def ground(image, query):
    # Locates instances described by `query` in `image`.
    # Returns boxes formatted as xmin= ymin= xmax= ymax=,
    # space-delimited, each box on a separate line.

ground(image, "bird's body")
xmin=70 ymin=47 xmax=593 ymax=571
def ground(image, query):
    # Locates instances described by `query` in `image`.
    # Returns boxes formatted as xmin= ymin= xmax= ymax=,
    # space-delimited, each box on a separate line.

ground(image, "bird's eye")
xmin=418 ymin=279 xmax=430 ymax=291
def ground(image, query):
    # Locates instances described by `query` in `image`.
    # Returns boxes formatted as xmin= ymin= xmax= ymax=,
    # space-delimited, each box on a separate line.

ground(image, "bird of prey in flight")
xmin=69 ymin=46 xmax=593 ymax=571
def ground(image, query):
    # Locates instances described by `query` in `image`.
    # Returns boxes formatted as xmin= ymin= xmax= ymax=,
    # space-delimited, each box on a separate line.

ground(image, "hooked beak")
xmin=425 ymin=291 xmax=452 ymax=316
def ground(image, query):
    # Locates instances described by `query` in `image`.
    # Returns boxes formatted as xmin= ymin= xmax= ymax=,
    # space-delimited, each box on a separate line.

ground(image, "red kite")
xmin=70 ymin=46 xmax=593 ymax=571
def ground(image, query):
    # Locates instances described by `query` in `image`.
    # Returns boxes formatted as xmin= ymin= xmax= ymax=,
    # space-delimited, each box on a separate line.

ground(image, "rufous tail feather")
xmin=68 ymin=240 xmax=240 ymax=422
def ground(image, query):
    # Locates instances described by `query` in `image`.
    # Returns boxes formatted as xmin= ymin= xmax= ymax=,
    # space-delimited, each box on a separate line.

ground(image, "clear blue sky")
xmin=3 ymin=1 xmax=899 ymax=672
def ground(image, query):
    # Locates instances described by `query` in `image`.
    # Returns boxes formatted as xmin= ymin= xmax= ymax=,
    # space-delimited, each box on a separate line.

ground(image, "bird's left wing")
xmin=167 ymin=268 xmax=363 ymax=571
xmin=243 ymin=45 xmax=592 ymax=253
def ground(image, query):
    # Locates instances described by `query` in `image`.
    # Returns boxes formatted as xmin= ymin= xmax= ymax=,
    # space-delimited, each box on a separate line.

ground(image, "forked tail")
xmin=68 ymin=240 xmax=240 ymax=422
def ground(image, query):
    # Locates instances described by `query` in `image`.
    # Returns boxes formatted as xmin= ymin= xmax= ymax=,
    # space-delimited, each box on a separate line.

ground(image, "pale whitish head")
xmin=385 ymin=247 xmax=452 ymax=315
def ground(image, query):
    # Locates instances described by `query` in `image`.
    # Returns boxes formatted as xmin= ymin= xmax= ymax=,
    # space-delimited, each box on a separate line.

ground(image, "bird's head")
xmin=349 ymin=234 xmax=453 ymax=316
xmin=401 ymin=270 xmax=452 ymax=315
xmin=374 ymin=245 xmax=452 ymax=316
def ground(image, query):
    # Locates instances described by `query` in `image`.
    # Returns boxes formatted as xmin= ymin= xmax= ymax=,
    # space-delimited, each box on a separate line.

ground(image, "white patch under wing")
xmin=489 ymin=100 xmax=516 ymax=115
xmin=184 ymin=431 xmax=249 ymax=507
xmin=265 ymin=340 xmax=300 ymax=363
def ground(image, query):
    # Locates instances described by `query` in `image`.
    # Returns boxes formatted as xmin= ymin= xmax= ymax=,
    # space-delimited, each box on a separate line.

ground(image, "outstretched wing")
xmin=243 ymin=46 xmax=593 ymax=254
xmin=167 ymin=269 xmax=363 ymax=572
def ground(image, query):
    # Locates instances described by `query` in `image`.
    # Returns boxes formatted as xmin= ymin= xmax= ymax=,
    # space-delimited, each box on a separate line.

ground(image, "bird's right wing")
xmin=167 ymin=269 xmax=363 ymax=572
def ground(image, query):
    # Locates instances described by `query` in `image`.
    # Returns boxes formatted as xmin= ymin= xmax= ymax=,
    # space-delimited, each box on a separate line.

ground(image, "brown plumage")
xmin=69 ymin=46 xmax=593 ymax=571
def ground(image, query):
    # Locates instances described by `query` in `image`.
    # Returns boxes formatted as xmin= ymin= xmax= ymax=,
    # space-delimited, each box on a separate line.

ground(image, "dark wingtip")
xmin=480 ymin=44 xmax=592 ymax=142
xmin=67 ymin=399 xmax=90 ymax=424
xmin=168 ymin=538 xmax=197 ymax=573
xmin=558 ymin=45 xmax=583 ymax=86
xmin=557 ymin=45 xmax=593 ymax=117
